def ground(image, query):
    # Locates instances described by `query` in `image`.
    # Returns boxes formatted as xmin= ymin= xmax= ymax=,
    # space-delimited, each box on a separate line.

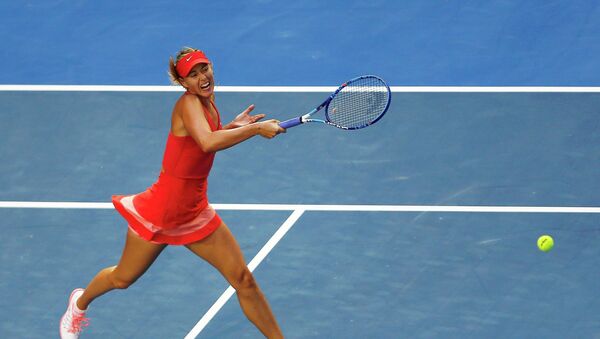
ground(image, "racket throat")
xmin=299 ymin=113 xmax=312 ymax=123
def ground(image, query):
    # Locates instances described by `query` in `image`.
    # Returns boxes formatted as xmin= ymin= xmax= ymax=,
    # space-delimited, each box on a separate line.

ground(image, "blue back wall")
xmin=1 ymin=1 xmax=599 ymax=86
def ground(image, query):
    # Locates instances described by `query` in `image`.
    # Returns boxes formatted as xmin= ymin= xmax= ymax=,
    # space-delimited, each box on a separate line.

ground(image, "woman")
xmin=60 ymin=48 xmax=285 ymax=338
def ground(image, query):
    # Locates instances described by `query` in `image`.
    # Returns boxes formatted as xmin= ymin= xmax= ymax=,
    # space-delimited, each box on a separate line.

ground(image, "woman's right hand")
xmin=256 ymin=119 xmax=286 ymax=139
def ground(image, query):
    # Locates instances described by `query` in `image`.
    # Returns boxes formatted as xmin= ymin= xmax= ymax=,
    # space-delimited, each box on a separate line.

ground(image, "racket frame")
xmin=279 ymin=75 xmax=391 ymax=130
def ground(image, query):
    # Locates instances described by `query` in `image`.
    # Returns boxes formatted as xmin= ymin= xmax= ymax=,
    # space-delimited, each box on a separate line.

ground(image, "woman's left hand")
xmin=228 ymin=104 xmax=266 ymax=129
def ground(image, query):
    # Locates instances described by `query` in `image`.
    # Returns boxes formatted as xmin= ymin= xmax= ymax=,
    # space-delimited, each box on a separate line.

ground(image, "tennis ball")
xmin=537 ymin=235 xmax=554 ymax=252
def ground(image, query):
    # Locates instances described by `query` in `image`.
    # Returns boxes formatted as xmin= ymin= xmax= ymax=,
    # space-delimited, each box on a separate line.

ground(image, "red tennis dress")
xmin=112 ymin=99 xmax=223 ymax=245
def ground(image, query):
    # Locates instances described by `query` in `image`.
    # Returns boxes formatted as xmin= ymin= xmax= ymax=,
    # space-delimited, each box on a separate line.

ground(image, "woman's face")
xmin=180 ymin=63 xmax=214 ymax=98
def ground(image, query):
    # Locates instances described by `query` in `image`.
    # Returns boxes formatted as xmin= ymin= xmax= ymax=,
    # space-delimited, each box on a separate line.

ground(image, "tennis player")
xmin=60 ymin=48 xmax=285 ymax=338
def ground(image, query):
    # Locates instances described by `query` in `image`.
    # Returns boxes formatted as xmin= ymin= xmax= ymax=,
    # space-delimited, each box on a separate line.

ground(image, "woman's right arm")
xmin=180 ymin=96 xmax=284 ymax=153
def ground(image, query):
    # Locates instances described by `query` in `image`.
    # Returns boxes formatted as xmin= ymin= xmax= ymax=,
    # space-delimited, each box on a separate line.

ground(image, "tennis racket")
xmin=279 ymin=75 xmax=391 ymax=130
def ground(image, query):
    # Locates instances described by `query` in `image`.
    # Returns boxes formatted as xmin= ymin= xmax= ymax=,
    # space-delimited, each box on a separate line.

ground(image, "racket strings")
xmin=327 ymin=76 xmax=390 ymax=129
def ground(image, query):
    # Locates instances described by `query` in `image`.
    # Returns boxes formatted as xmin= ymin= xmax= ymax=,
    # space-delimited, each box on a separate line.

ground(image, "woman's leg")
xmin=76 ymin=228 xmax=167 ymax=310
xmin=186 ymin=223 xmax=283 ymax=339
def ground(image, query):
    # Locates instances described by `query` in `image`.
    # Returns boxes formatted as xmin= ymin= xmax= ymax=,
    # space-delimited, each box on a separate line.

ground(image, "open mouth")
xmin=200 ymin=81 xmax=211 ymax=90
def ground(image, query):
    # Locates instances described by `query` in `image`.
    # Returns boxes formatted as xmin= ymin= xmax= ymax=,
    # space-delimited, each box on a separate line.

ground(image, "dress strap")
xmin=209 ymin=100 xmax=222 ymax=129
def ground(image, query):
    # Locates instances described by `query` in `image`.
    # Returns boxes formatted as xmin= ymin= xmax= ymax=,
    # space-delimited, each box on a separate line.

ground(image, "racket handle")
xmin=279 ymin=117 xmax=303 ymax=129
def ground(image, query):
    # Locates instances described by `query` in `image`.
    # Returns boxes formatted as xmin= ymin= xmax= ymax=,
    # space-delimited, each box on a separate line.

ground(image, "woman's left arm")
xmin=223 ymin=104 xmax=266 ymax=129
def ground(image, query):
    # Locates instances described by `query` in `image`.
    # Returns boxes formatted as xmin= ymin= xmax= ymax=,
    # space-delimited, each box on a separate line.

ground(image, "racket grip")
xmin=279 ymin=117 xmax=302 ymax=129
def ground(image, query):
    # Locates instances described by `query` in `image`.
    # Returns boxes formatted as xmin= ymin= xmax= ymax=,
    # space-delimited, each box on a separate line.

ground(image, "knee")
xmin=231 ymin=268 xmax=257 ymax=292
xmin=108 ymin=268 xmax=137 ymax=290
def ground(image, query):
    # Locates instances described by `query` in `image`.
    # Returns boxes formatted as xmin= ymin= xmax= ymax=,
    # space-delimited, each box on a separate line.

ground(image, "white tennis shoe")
xmin=59 ymin=288 xmax=89 ymax=338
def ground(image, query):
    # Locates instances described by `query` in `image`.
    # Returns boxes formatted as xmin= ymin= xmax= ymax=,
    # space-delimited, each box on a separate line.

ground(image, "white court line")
xmin=1 ymin=201 xmax=600 ymax=213
xmin=2 ymin=200 xmax=598 ymax=337
xmin=184 ymin=209 xmax=305 ymax=339
xmin=2 ymin=85 xmax=600 ymax=92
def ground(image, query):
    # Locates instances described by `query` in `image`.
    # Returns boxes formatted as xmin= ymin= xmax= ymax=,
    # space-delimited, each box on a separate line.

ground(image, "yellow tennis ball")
xmin=537 ymin=235 xmax=554 ymax=252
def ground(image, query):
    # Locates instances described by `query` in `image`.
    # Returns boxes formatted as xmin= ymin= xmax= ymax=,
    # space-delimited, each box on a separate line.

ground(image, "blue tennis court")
xmin=1 ymin=1 xmax=600 ymax=338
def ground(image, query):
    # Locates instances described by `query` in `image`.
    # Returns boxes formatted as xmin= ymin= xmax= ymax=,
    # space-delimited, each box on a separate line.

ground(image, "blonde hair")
xmin=168 ymin=46 xmax=198 ymax=85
